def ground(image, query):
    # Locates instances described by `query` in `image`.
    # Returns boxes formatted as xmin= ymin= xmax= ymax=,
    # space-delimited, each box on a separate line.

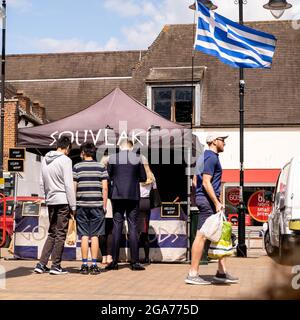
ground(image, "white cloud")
xmin=290 ymin=2 xmax=300 ymax=20
xmin=122 ymin=21 xmax=158 ymax=49
xmin=102 ymin=0 xmax=299 ymax=51
xmin=33 ymin=38 xmax=103 ymax=53
xmin=103 ymin=0 xmax=141 ymax=17
xmin=7 ymin=0 xmax=32 ymax=11
xmin=103 ymin=0 xmax=194 ymax=50
xmin=102 ymin=37 xmax=123 ymax=51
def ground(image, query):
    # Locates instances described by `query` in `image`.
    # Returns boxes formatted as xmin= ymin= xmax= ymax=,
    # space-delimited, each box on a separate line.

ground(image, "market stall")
xmin=17 ymin=88 xmax=201 ymax=262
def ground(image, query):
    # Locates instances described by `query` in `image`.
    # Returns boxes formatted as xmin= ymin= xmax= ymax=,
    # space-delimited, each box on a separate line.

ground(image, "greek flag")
xmin=194 ymin=1 xmax=277 ymax=68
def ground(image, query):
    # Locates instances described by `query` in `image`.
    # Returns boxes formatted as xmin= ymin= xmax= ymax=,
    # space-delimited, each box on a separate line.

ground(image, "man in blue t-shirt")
xmin=186 ymin=133 xmax=239 ymax=285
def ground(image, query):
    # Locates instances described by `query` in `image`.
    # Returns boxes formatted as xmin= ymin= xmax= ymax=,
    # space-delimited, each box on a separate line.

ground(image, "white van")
xmin=263 ymin=156 xmax=300 ymax=264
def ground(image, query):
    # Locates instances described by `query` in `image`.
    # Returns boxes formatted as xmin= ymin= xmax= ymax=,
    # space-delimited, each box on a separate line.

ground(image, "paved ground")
xmin=0 ymin=249 xmax=297 ymax=300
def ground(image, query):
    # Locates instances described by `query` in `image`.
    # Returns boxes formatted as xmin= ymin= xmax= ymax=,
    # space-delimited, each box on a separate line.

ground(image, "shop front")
xmin=222 ymin=169 xmax=280 ymax=227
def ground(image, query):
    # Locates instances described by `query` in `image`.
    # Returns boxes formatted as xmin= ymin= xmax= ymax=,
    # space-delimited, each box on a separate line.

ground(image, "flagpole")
xmin=188 ymin=9 xmax=196 ymax=262
xmin=236 ymin=0 xmax=247 ymax=257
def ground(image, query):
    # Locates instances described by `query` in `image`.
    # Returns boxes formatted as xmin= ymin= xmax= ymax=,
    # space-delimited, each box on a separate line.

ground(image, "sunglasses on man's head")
xmin=216 ymin=138 xmax=225 ymax=142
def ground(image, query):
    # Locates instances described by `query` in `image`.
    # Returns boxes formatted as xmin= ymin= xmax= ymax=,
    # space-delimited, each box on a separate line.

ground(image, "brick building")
xmin=1 ymin=84 xmax=46 ymax=196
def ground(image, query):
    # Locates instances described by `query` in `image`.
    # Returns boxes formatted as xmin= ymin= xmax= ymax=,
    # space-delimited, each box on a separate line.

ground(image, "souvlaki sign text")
xmin=50 ymin=121 xmax=158 ymax=147
xmin=48 ymin=121 xmax=190 ymax=148
xmin=49 ymin=128 xmax=150 ymax=147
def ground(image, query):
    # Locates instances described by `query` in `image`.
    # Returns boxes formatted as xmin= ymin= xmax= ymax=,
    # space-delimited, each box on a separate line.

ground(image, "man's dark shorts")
xmin=76 ymin=207 xmax=105 ymax=237
xmin=196 ymin=196 xmax=216 ymax=230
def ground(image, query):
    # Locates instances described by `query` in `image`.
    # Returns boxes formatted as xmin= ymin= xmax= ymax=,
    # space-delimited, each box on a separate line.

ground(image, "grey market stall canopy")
xmin=18 ymin=88 xmax=193 ymax=150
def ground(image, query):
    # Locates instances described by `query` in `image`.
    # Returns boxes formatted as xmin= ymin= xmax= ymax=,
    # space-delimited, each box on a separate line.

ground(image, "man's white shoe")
xmin=185 ymin=275 xmax=211 ymax=285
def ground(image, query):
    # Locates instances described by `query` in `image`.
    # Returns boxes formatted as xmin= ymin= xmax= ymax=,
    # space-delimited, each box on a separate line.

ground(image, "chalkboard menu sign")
xmin=9 ymin=148 xmax=26 ymax=160
xmin=160 ymin=202 xmax=180 ymax=218
xmin=8 ymin=159 xmax=24 ymax=172
xmin=22 ymin=202 xmax=41 ymax=217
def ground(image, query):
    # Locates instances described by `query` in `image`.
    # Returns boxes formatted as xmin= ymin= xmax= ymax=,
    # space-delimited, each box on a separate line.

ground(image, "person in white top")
xmin=34 ymin=136 xmax=76 ymax=275
xmin=138 ymin=157 xmax=157 ymax=264
xmin=98 ymin=153 xmax=113 ymax=266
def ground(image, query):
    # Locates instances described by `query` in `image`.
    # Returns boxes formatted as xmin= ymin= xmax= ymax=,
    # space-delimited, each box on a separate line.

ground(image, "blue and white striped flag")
xmin=194 ymin=1 xmax=277 ymax=68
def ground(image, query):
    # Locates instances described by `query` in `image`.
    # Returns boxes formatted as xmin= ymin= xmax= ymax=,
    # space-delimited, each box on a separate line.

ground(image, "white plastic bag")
xmin=199 ymin=210 xmax=224 ymax=242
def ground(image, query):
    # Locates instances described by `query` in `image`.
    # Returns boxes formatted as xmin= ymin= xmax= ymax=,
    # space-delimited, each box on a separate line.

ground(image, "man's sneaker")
xmin=89 ymin=264 xmax=101 ymax=275
xmin=49 ymin=265 xmax=68 ymax=275
xmin=79 ymin=264 xmax=89 ymax=275
xmin=34 ymin=263 xmax=50 ymax=274
xmin=185 ymin=275 xmax=211 ymax=285
xmin=213 ymin=271 xmax=239 ymax=284
xmin=130 ymin=263 xmax=145 ymax=271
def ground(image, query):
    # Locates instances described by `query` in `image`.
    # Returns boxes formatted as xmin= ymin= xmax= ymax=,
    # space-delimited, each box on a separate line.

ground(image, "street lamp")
xmin=189 ymin=0 xmax=217 ymax=11
xmin=0 ymin=0 xmax=6 ymax=193
xmin=263 ymin=0 xmax=293 ymax=19
xmin=234 ymin=0 xmax=292 ymax=257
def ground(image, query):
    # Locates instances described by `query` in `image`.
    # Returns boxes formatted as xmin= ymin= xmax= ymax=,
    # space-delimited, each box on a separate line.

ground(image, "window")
xmin=152 ymin=87 xmax=194 ymax=123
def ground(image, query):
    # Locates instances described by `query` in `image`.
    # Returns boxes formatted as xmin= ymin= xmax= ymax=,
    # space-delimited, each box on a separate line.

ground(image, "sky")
xmin=3 ymin=0 xmax=300 ymax=54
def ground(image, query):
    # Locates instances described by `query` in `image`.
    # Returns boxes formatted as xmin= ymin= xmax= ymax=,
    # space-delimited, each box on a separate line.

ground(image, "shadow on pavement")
xmin=66 ymin=263 xmax=141 ymax=274
xmin=4 ymin=267 xmax=34 ymax=279
xmin=201 ymin=275 xmax=231 ymax=286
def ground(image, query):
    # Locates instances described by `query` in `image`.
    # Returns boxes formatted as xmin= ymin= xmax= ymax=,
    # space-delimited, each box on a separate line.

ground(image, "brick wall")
xmin=3 ymin=101 xmax=18 ymax=171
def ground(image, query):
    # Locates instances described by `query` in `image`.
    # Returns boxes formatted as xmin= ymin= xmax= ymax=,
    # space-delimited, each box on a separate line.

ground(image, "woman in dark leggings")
xmin=99 ymin=155 xmax=113 ymax=266
xmin=99 ymin=201 xmax=113 ymax=265
xmin=138 ymin=160 xmax=157 ymax=264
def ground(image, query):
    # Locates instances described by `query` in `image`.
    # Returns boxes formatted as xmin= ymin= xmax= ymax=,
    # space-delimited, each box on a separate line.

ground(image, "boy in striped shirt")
xmin=73 ymin=143 xmax=108 ymax=275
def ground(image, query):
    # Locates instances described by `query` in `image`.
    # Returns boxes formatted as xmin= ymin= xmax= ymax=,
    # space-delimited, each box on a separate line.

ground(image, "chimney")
xmin=16 ymin=92 xmax=31 ymax=114
xmin=32 ymin=101 xmax=46 ymax=122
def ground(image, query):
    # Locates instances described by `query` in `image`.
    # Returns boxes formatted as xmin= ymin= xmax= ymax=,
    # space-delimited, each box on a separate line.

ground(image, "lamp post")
xmin=234 ymin=0 xmax=292 ymax=257
xmin=0 ymin=0 xmax=6 ymax=194
xmin=236 ymin=0 xmax=247 ymax=258
xmin=189 ymin=0 xmax=293 ymax=258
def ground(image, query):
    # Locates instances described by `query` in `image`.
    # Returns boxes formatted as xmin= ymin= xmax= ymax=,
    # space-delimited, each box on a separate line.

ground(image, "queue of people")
xmin=34 ymin=132 xmax=239 ymax=284
xmin=34 ymin=136 xmax=156 ymax=274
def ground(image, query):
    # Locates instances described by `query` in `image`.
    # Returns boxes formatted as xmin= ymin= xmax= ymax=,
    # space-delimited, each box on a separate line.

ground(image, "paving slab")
xmin=0 ymin=250 xmax=297 ymax=300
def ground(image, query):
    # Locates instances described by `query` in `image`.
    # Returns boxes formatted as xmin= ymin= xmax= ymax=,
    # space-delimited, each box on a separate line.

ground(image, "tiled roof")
xmin=6 ymin=51 xmax=145 ymax=120
xmin=10 ymin=79 xmax=136 ymax=121
xmin=7 ymin=51 xmax=146 ymax=80
xmin=7 ymin=21 xmax=300 ymax=126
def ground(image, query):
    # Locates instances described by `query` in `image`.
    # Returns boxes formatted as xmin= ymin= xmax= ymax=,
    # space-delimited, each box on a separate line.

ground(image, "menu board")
xmin=22 ymin=202 xmax=41 ymax=217
xmin=160 ymin=202 xmax=180 ymax=218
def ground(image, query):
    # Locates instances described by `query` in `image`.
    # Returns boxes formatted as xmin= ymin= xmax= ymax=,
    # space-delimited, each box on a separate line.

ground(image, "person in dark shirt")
xmin=73 ymin=143 xmax=108 ymax=275
xmin=186 ymin=133 xmax=239 ymax=285
xmin=106 ymin=139 xmax=147 ymax=271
